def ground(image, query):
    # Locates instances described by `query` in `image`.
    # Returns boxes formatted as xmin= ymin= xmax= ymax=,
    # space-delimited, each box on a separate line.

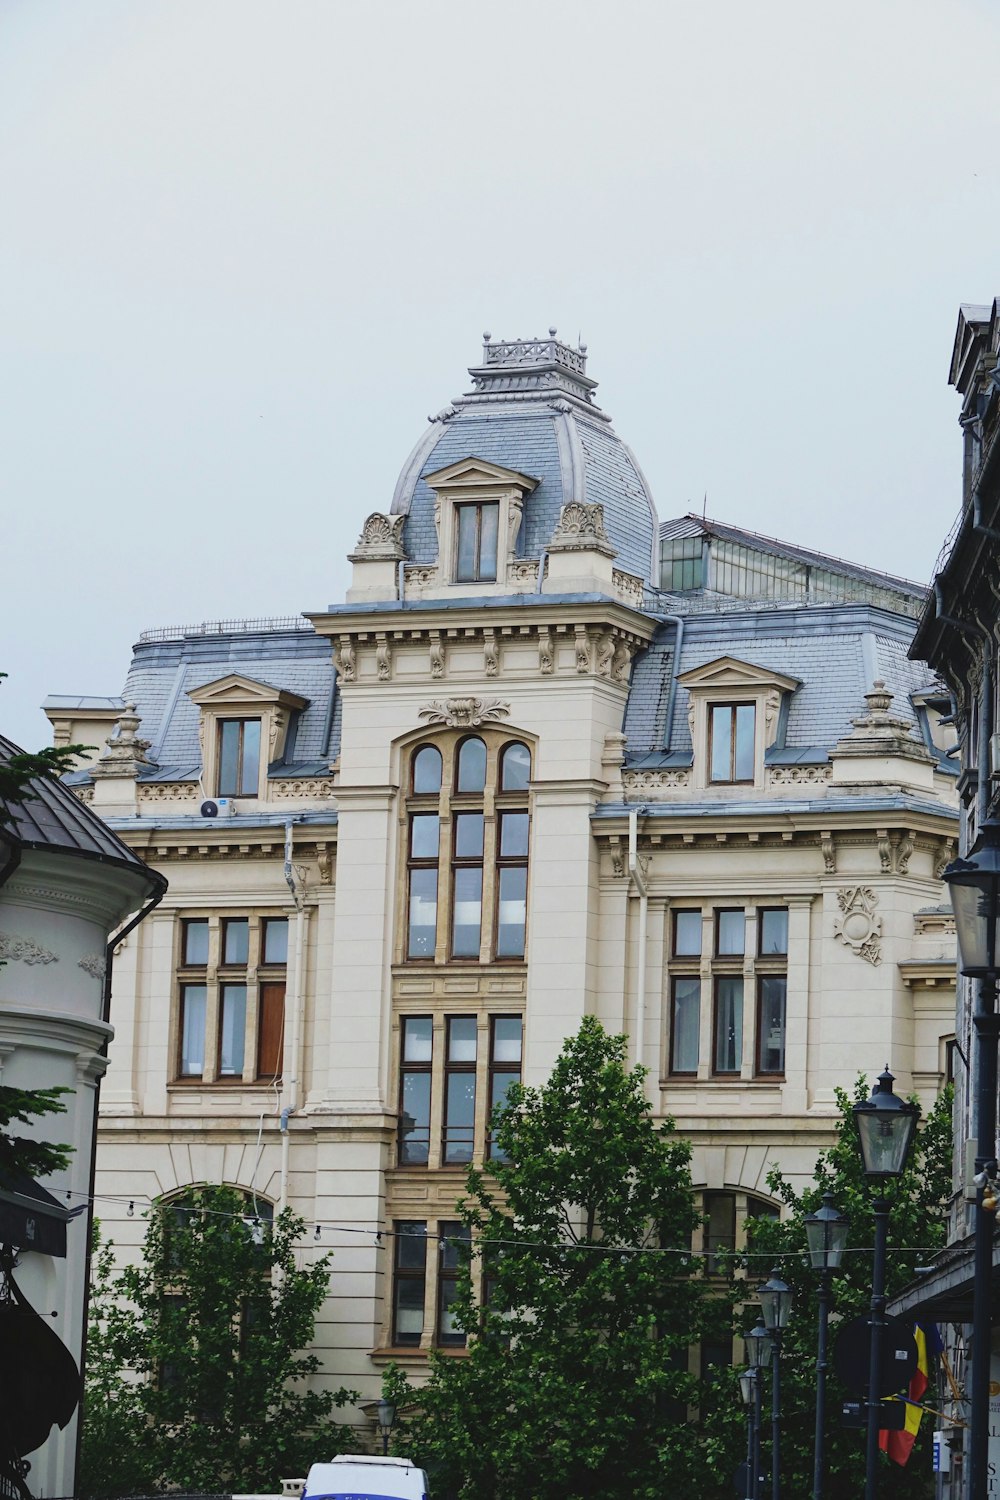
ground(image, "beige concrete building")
xmin=50 ymin=334 xmax=960 ymax=1438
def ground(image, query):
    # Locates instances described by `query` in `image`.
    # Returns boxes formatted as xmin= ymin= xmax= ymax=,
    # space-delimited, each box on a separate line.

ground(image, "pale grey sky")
xmin=1 ymin=0 xmax=996 ymax=747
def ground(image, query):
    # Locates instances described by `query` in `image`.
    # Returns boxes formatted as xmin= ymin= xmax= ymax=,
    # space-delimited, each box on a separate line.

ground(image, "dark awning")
xmin=0 ymin=1174 xmax=76 ymax=1258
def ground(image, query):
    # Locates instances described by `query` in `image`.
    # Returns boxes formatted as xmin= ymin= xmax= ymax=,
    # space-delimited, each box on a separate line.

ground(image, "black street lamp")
xmin=745 ymin=1319 xmax=774 ymax=1500
xmin=739 ymin=1368 xmax=757 ymax=1500
xmin=758 ymin=1268 xmax=793 ymax=1500
xmin=376 ymin=1396 xmax=397 ymax=1456
xmin=943 ymin=821 xmax=1000 ymax=1500
xmin=804 ymin=1193 xmax=849 ymax=1500
xmin=854 ymin=1066 xmax=919 ymax=1500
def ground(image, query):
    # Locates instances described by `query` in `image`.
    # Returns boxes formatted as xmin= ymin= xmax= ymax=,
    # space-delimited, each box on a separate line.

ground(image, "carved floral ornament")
xmin=833 ymin=886 xmax=882 ymax=966
xmin=0 ymin=933 xmax=57 ymax=966
xmin=547 ymin=501 xmax=616 ymax=557
xmin=418 ymin=698 xmax=511 ymax=728
xmin=350 ymin=512 xmax=407 ymax=560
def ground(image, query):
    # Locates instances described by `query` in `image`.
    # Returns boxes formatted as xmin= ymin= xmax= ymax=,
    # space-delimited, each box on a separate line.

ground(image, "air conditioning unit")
xmin=200 ymin=798 xmax=236 ymax=819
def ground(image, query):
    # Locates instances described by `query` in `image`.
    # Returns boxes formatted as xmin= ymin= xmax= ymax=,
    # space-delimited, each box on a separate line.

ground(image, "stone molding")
xmin=270 ymin=779 xmax=337 ymax=800
xmin=612 ymin=568 xmax=645 ymax=607
xmin=767 ymin=764 xmax=833 ymax=787
xmin=90 ymin=703 xmax=153 ymax=781
xmin=137 ymin=782 xmax=200 ymax=803
xmin=621 ymin=767 xmax=692 ymax=796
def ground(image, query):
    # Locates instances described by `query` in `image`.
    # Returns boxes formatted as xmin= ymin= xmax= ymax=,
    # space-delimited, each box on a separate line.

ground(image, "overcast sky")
xmin=2 ymin=0 xmax=997 ymax=748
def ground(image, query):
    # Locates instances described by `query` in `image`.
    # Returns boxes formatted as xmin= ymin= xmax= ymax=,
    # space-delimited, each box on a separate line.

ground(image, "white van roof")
xmin=303 ymin=1456 xmax=428 ymax=1500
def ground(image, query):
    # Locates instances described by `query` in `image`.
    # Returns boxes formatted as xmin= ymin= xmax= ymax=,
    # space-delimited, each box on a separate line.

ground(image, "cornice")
xmin=306 ymin=595 xmax=656 ymax=641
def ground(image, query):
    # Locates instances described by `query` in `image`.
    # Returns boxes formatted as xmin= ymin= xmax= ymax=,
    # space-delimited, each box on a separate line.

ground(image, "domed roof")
xmin=390 ymin=333 xmax=658 ymax=585
xmin=0 ymin=733 xmax=164 ymax=895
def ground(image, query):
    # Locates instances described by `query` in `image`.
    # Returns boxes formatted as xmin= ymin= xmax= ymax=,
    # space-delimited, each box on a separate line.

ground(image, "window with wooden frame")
xmin=174 ymin=913 xmax=288 ymax=1085
xmin=665 ymin=905 xmax=789 ymax=1083
xmin=216 ymin=718 xmax=262 ymax=798
xmin=436 ymin=1220 xmax=472 ymax=1347
xmin=708 ymin=702 xmax=756 ymax=784
xmin=392 ymin=1221 xmax=428 ymax=1346
xmin=395 ymin=1011 xmax=524 ymax=1170
xmin=455 ymin=502 xmax=500 ymax=583
xmin=403 ymin=734 xmax=531 ymax=964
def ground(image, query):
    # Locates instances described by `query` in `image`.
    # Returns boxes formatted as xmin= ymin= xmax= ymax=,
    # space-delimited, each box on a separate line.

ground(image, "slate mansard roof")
xmin=389 ymin=334 xmax=658 ymax=584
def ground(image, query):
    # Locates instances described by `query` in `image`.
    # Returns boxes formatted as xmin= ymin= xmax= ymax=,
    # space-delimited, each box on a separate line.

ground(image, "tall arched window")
xmin=404 ymin=735 xmax=531 ymax=963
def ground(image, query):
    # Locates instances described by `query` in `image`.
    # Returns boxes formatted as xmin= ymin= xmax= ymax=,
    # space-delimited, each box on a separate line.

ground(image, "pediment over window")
xmin=676 ymin=657 xmax=801 ymax=695
xmin=423 ymin=457 xmax=539 ymax=494
xmin=187 ymin=675 xmax=309 ymax=713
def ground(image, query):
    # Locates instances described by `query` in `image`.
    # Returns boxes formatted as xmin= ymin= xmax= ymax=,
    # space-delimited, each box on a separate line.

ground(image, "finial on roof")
xmin=549 ymin=325 xmax=557 ymax=337
xmin=483 ymin=331 xmax=491 ymax=342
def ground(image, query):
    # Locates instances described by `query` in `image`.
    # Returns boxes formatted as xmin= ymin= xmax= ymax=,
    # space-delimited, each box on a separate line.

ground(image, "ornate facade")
xmin=48 ymin=334 xmax=958 ymax=1442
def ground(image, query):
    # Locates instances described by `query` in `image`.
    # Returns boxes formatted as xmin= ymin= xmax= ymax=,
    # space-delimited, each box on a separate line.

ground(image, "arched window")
xmin=500 ymin=741 xmax=531 ymax=792
xmin=412 ymin=745 xmax=442 ymax=795
xmin=456 ymin=736 xmax=487 ymax=793
xmin=403 ymin=735 xmax=531 ymax=963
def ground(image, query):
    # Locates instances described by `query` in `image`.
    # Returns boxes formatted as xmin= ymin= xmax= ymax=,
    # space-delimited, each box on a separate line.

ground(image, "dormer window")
xmin=677 ymin=657 xmax=800 ymax=793
xmin=187 ymin=674 xmax=309 ymax=803
xmin=709 ymin=704 xmax=756 ymax=784
xmin=218 ymin=719 xmax=262 ymax=798
xmin=456 ymin=502 xmax=499 ymax=583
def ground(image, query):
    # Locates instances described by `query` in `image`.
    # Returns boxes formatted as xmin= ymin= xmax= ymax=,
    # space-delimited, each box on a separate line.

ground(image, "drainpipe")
xmin=280 ymin=818 xmax=306 ymax=1214
xmin=628 ymin=807 xmax=648 ymax=1072
xmin=659 ymin=615 xmax=685 ymax=753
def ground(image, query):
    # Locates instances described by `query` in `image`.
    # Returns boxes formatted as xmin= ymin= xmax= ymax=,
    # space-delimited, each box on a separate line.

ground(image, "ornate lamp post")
xmin=745 ymin=1318 xmax=774 ymax=1500
xmin=758 ymin=1268 xmax=793 ymax=1500
xmin=943 ymin=821 xmax=1000 ymax=1500
xmin=739 ymin=1368 xmax=757 ymax=1500
xmin=804 ymin=1193 xmax=849 ymax=1500
xmin=853 ymin=1066 xmax=919 ymax=1500
xmin=376 ymin=1396 xmax=397 ymax=1456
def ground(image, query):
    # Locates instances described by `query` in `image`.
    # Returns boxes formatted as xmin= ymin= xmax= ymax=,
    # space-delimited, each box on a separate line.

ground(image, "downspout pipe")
xmin=628 ymin=807 xmax=648 ymax=1073
xmin=280 ymin=818 xmax=306 ymax=1214
xmin=659 ymin=615 xmax=685 ymax=753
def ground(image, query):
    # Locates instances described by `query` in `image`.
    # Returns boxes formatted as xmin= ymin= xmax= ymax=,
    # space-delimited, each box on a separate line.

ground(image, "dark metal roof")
xmin=0 ymin=733 xmax=164 ymax=893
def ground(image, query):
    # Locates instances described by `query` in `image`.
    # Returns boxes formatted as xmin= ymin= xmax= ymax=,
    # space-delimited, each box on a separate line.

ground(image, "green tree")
xmin=401 ymin=1017 xmax=726 ymax=1500
xmin=79 ymin=1187 xmax=359 ymax=1497
xmin=724 ymin=1078 xmax=954 ymax=1500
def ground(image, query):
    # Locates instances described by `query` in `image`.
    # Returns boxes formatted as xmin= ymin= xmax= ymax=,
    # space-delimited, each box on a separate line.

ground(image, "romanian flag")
xmin=879 ymin=1322 xmax=944 ymax=1465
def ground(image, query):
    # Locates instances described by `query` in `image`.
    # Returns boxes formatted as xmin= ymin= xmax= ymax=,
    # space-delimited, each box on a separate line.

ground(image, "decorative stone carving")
xmin=334 ymin=638 xmax=356 ymax=683
xmin=405 ymin=564 xmax=437 ymax=588
xmin=507 ymin=495 xmax=524 ymax=558
xmin=820 ymin=833 xmax=836 ymax=874
xmin=764 ymin=690 xmax=781 ymax=742
xmin=767 ymin=764 xmax=832 ymax=786
xmin=429 ymin=637 xmax=445 ymax=679
xmin=547 ymin=501 xmax=617 ymax=558
xmin=137 ymin=782 xmax=200 ymax=803
xmin=934 ymin=839 xmax=955 ymax=880
xmin=418 ymin=698 xmax=511 ymax=729
xmin=316 ymin=844 xmax=332 ymax=885
xmin=350 ymin=512 xmax=406 ymax=560
xmin=78 ymin=954 xmax=106 ymax=980
xmin=90 ymin=703 xmax=153 ymax=780
xmin=269 ymin=710 xmax=286 ymax=762
xmin=878 ymin=835 xmax=892 ymax=874
xmin=508 ymin=558 xmax=540 ymax=586
xmin=376 ymin=637 xmax=392 ymax=682
xmin=621 ymin=767 xmax=692 ymax=795
xmin=596 ymin=632 xmax=615 ymax=679
xmin=0 ymin=933 xmax=57 ymax=966
xmin=612 ymin=640 xmax=633 ymax=682
xmin=612 ymin=568 xmax=645 ymax=608
xmin=833 ymin=680 xmax=934 ymax=763
xmin=538 ymin=628 xmax=555 ymax=675
xmin=575 ymin=627 xmax=591 ymax=674
xmin=483 ymin=631 xmax=498 ymax=679
xmin=72 ymin=784 xmax=95 ymax=804
xmin=895 ymin=833 xmax=914 ymax=875
xmin=833 ymin=887 xmax=882 ymax=966
xmin=270 ymin=779 xmax=337 ymax=800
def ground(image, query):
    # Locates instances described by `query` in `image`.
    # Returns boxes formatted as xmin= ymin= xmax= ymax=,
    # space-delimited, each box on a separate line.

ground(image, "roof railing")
xmin=138 ymin=616 xmax=310 ymax=643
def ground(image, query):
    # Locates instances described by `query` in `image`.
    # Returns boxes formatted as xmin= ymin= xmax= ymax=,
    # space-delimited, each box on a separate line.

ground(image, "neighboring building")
xmin=49 ymin=334 xmax=959 ymax=1439
xmin=892 ymin=298 xmax=1000 ymax=1497
xmin=0 ymin=736 xmax=164 ymax=1498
